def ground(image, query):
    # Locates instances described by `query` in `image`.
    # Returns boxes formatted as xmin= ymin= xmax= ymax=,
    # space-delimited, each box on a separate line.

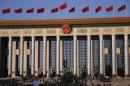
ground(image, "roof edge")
xmin=0 ymin=17 xmax=130 ymax=26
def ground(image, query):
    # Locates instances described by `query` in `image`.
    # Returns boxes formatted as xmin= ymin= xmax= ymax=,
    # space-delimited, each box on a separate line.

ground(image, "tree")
xmin=99 ymin=74 xmax=105 ymax=82
xmin=94 ymin=67 xmax=100 ymax=79
xmin=81 ymin=69 xmax=88 ymax=79
xmin=49 ymin=70 xmax=56 ymax=78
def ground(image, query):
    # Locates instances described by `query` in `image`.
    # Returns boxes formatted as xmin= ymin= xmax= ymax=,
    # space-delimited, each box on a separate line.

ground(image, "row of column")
xmin=8 ymin=35 xmax=129 ymax=77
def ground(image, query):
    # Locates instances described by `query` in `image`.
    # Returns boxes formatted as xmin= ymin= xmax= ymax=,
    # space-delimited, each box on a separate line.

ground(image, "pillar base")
xmin=8 ymin=74 xmax=11 ymax=77
xmin=88 ymin=74 xmax=91 ymax=77
xmin=125 ymin=74 xmax=129 ymax=77
xmin=112 ymin=74 xmax=116 ymax=77
xmin=34 ymin=71 xmax=38 ymax=77
xmin=12 ymin=74 xmax=15 ymax=78
xmin=60 ymin=71 xmax=63 ymax=75
xmin=73 ymin=74 xmax=77 ymax=77
xmin=77 ymin=74 xmax=80 ymax=77
xmin=23 ymin=71 xmax=26 ymax=77
xmin=46 ymin=71 xmax=49 ymax=78
xmin=11 ymin=71 xmax=16 ymax=77
xmin=20 ymin=74 xmax=23 ymax=77
xmin=100 ymin=73 xmax=104 ymax=75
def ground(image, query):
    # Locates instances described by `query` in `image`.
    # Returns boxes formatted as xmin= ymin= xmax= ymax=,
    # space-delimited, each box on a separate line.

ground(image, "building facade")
xmin=0 ymin=18 xmax=130 ymax=78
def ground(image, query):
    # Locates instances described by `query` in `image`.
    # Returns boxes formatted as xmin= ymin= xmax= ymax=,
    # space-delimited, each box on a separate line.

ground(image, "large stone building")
xmin=0 ymin=18 xmax=130 ymax=78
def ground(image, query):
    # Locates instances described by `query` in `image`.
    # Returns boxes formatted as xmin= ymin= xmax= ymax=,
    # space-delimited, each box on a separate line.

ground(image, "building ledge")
xmin=0 ymin=17 xmax=130 ymax=26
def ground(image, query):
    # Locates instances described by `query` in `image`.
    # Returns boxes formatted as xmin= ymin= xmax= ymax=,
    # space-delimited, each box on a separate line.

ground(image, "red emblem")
xmin=63 ymin=25 xmax=72 ymax=34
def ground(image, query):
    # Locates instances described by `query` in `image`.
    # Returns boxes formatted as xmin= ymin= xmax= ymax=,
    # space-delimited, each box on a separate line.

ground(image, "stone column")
xmin=60 ymin=40 xmax=63 ymax=75
xmin=0 ymin=38 xmax=1 ymax=70
xmin=35 ymin=40 xmax=39 ymax=76
xmin=46 ymin=39 xmax=49 ymax=78
xmin=31 ymin=36 xmax=35 ymax=75
xmin=23 ymin=40 xmax=27 ymax=76
xmin=112 ymin=35 xmax=116 ymax=76
xmin=56 ymin=36 xmax=60 ymax=75
xmin=100 ymin=35 xmax=103 ymax=74
xmin=124 ymin=35 xmax=129 ymax=76
xmin=8 ymin=37 xmax=12 ymax=76
xmin=87 ymin=36 xmax=91 ymax=76
xmin=87 ymin=35 xmax=91 ymax=76
xmin=74 ymin=36 xmax=77 ymax=75
xmin=12 ymin=40 xmax=16 ymax=77
xmin=77 ymin=40 xmax=79 ymax=76
xmin=43 ymin=36 xmax=46 ymax=75
xmin=91 ymin=38 xmax=93 ymax=77
xmin=20 ymin=37 xmax=23 ymax=76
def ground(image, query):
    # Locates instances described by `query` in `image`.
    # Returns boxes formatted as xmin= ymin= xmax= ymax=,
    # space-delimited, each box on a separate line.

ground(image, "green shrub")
xmin=99 ymin=74 xmax=105 ymax=82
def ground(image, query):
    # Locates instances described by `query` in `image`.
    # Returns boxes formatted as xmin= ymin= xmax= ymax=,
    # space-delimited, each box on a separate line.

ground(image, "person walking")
xmin=32 ymin=78 xmax=39 ymax=86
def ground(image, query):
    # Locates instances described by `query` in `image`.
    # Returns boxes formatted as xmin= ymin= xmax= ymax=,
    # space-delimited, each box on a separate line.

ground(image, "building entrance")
xmin=0 ymin=37 xmax=8 ymax=77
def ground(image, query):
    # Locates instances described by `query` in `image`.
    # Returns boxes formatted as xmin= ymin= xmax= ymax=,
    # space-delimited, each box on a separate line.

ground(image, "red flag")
xmin=118 ymin=4 xmax=126 ymax=12
xmin=51 ymin=8 xmax=58 ymax=13
xmin=2 ymin=8 xmax=10 ymax=14
xmin=60 ymin=3 xmax=67 ymax=10
xmin=26 ymin=8 xmax=34 ymax=13
xmin=69 ymin=7 xmax=75 ymax=13
xmin=14 ymin=8 xmax=22 ymax=13
xmin=82 ymin=6 xmax=89 ymax=13
xmin=106 ymin=5 xmax=113 ymax=12
xmin=95 ymin=6 xmax=102 ymax=13
xmin=37 ymin=8 xmax=45 ymax=13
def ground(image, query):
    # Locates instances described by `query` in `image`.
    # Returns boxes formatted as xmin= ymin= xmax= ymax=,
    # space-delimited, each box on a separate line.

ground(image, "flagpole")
xmin=126 ymin=1 xmax=127 ymax=17
xmin=31 ymin=8 xmax=34 ymax=20
xmin=6 ymin=8 xmax=11 ymax=20
xmin=99 ymin=0 xmax=101 ymax=17
xmin=44 ymin=8 xmax=46 ymax=20
xmin=74 ymin=2 xmax=76 ymax=18
xmin=101 ymin=0 xmax=102 ymax=18
xmin=57 ymin=0 xmax=60 ymax=19
xmin=88 ymin=5 xmax=90 ymax=18
xmin=112 ymin=5 xmax=114 ymax=17
xmin=9 ymin=8 xmax=12 ymax=20
xmin=74 ymin=1 xmax=76 ymax=18
xmin=65 ymin=0 xmax=67 ymax=19
xmin=8 ymin=8 xmax=11 ymax=20
xmin=101 ymin=5 xmax=102 ymax=18
xmin=67 ymin=0 xmax=69 ymax=19
xmin=75 ymin=7 xmax=76 ymax=18
xmin=34 ymin=8 xmax=36 ymax=20
xmin=67 ymin=0 xmax=68 ymax=19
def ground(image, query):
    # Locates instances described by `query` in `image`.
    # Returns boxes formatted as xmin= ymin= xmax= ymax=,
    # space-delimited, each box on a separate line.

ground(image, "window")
xmin=16 ymin=55 xmax=20 ymax=76
xmin=63 ymin=37 xmax=73 ymax=72
xmin=27 ymin=55 xmax=31 ymax=75
xmin=39 ymin=40 xmax=43 ymax=73
xmin=27 ymin=40 xmax=32 ymax=75
xmin=78 ymin=37 xmax=87 ymax=71
xmin=92 ymin=37 xmax=100 ymax=78
xmin=116 ymin=36 xmax=124 ymax=76
xmin=128 ymin=36 xmax=130 ymax=74
xmin=104 ymin=36 xmax=112 ymax=76
xmin=49 ymin=39 xmax=56 ymax=71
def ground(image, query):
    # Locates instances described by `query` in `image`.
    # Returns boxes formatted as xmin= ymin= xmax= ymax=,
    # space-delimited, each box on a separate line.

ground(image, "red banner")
xmin=69 ymin=7 xmax=75 ymax=13
xmin=82 ymin=6 xmax=89 ymax=13
xmin=60 ymin=3 xmax=67 ymax=10
xmin=51 ymin=8 xmax=58 ymax=13
xmin=2 ymin=8 xmax=10 ymax=14
xmin=106 ymin=5 xmax=113 ymax=12
xmin=95 ymin=6 xmax=102 ymax=13
xmin=14 ymin=8 xmax=22 ymax=13
xmin=118 ymin=4 xmax=126 ymax=12
xmin=37 ymin=8 xmax=45 ymax=13
xmin=26 ymin=8 xmax=34 ymax=13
